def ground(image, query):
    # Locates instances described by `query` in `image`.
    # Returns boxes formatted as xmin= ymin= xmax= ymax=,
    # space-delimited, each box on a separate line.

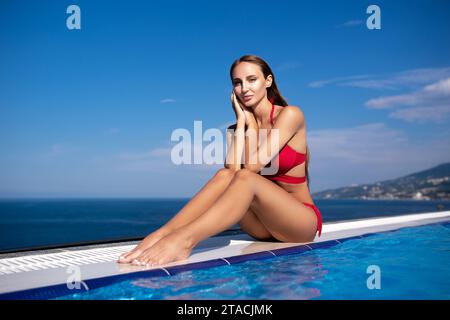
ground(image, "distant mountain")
xmin=312 ymin=163 xmax=450 ymax=200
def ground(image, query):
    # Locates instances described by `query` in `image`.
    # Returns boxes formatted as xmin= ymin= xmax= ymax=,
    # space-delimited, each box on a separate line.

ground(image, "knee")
xmin=214 ymin=168 xmax=236 ymax=181
xmin=234 ymin=168 xmax=254 ymax=181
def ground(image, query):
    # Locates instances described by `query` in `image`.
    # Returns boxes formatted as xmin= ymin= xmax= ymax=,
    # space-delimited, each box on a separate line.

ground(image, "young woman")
xmin=118 ymin=54 xmax=322 ymax=267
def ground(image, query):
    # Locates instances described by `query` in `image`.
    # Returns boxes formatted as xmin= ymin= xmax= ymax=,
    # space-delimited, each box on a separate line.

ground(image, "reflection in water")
xmin=130 ymin=252 xmax=327 ymax=299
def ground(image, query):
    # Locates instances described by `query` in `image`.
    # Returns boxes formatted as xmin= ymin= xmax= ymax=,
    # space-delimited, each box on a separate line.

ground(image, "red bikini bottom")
xmin=302 ymin=202 xmax=323 ymax=237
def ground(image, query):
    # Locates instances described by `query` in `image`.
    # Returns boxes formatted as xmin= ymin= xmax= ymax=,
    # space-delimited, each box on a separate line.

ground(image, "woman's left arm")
xmin=244 ymin=106 xmax=304 ymax=173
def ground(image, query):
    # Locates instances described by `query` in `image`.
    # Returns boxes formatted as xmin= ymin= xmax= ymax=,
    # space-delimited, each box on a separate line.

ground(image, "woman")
xmin=118 ymin=54 xmax=322 ymax=267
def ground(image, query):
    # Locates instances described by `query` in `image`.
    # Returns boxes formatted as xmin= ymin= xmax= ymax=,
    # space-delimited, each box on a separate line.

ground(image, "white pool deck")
xmin=0 ymin=211 xmax=449 ymax=296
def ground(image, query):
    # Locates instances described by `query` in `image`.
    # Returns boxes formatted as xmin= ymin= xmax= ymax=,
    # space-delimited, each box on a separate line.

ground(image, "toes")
xmin=117 ymin=252 xmax=132 ymax=263
xmin=134 ymin=250 xmax=160 ymax=267
xmin=117 ymin=254 xmax=129 ymax=263
xmin=146 ymin=257 xmax=161 ymax=267
xmin=131 ymin=250 xmax=152 ymax=266
xmin=129 ymin=240 xmax=179 ymax=267
xmin=131 ymin=258 xmax=143 ymax=266
xmin=118 ymin=249 xmax=142 ymax=263
xmin=117 ymin=253 xmax=130 ymax=263
xmin=145 ymin=254 xmax=166 ymax=267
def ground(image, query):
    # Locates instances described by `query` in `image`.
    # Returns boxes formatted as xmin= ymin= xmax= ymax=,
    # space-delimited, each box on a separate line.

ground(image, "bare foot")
xmin=117 ymin=228 xmax=171 ymax=264
xmin=131 ymin=230 xmax=194 ymax=267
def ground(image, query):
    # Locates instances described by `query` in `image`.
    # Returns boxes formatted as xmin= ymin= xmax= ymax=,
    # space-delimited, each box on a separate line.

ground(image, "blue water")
xmin=0 ymin=198 xmax=449 ymax=252
xmin=57 ymin=223 xmax=450 ymax=300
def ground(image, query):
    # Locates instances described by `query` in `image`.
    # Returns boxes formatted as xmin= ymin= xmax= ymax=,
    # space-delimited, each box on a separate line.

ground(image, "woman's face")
xmin=232 ymin=62 xmax=272 ymax=107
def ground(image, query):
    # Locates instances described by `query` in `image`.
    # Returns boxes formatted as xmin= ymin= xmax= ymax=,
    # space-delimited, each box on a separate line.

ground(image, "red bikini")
xmin=262 ymin=98 xmax=322 ymax=237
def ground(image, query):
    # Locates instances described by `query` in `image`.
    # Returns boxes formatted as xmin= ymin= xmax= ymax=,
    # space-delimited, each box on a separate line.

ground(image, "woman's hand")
xmin=243 ymin=105 xmax=257 ymax=127
xmin=231 ymin=91 xmax=258 ymax=127
xmin=231 ymin=91 xmax=245 ymax=121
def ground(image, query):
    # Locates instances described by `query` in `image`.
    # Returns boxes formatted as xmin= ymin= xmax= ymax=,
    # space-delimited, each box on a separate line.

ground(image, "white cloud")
xmin=393 ymin=67 xmax=450 ymax=85
xmin=337 ymin=20 xmax=364 ymax=28
xmin=308 ymin=122 xmax=408 ymax=164
xmin=424 ymin=77 xmax=450 ymax=94
xmin=364 ymin=77 xmax=450 ymax=123
xmin=365 ymin=93 xmax=420 ymax=109
xmin=160 ymin=98 xmax=176 ymax=103
xmin=307 ymin=123 xmax=450 ymax=192
xmin=310 ymin=67 xmax=450 ymax=124
xmin=389 ymin=105 xmax=450 ymax=124
xmin=113 ymin=143 xmax=223 ymax=174
xmin=309 ymin=67 xmax=450 ymax=90
xmin=366 ymin=77 xmax=450 ymax=109
xmin=308 ymin=75 xmax=369 ymax=88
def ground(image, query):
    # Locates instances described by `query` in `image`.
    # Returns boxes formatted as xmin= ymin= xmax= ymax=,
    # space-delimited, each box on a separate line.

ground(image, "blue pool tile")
xmin=0 ymin=268 xmax=169 ymax=300
xmin=337 ymin=235 xmax=363 ymax=243
xmin=307 ymin=240 xmax=340 ymax=250
xmin=0 ymin=282 xmax=85 ymax=300
xmin=270 ymin=245 xmax=311 ymax=256
xmin=165 ymin=258 xmax=228 ymax=275
xmin=360 ymin=232 xmax=377 ymax=238
xmin=86 ymin=269 xmax=169 ymax=288
xmin=225 ymin=251 xmax=275 ymax=264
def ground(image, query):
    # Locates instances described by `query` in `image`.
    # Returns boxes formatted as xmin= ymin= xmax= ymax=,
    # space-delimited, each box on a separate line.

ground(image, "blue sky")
xmin=1 ymin=0 xmax=449 ymax=198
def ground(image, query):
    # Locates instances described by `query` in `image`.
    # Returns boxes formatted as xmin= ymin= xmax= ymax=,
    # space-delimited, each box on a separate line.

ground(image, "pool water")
xmin=57 ymin=223 xmax=450 ymax=300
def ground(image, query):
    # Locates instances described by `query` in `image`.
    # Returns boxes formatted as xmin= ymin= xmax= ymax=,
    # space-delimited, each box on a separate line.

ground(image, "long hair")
xmin=229 ymin=54 xmax=311 ymax=189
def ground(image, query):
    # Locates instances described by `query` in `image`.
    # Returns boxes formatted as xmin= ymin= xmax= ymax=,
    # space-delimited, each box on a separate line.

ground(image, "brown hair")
xmin=229 ymin=54 xmax=311 ymax=189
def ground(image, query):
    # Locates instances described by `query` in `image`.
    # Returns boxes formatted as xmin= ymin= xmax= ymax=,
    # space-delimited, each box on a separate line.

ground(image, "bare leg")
xmin=118 ymin=168 xmax=237 ymax=263
xmin=132 ymin=169 xmax=319 ymax=266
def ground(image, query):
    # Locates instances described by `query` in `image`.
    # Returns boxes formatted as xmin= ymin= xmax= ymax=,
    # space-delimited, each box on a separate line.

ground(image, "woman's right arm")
xmin=224 ymin=92 xmax=246 ymax=170
xmin=225 ymin=119 xmax=246 ymax=170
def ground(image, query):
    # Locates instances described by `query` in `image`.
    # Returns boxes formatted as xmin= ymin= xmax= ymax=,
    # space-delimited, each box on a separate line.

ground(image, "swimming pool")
xmin=55 ymin=222 xmax=450 ymax=300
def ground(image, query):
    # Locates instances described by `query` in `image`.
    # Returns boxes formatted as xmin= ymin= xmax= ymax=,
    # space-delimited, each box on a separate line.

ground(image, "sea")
xmin=0 ymin=198 xmax=449 ymax=252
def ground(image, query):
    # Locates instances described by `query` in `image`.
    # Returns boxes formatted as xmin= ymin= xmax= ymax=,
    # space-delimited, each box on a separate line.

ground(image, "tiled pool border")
xmin=1 ymin=221 xmax=449 ymax=300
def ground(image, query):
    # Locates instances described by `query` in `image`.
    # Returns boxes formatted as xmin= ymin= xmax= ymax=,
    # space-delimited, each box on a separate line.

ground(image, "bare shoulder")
xmin=281 ymin=105 xmax=304 ymax=117
xmin=279 ymin=105 xmax=305 ymax=125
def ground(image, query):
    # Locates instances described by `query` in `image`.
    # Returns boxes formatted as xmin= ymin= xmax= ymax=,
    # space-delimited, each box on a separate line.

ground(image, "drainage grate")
xmin=0 ymin=245 xmax=135 ymax=275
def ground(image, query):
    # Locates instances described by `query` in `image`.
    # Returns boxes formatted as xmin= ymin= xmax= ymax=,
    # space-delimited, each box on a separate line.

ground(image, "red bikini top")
xmin=263 ymin=98 xmax=307 ymax=184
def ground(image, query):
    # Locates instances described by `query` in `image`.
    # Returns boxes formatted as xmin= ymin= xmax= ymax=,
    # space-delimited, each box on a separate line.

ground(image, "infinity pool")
xmin=57 ymin=222 xmax=450 ymax=300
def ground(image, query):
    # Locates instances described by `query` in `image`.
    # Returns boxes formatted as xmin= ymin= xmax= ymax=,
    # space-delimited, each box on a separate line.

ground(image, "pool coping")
xmin=0 ymin=210 xmax=449 ymax=300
